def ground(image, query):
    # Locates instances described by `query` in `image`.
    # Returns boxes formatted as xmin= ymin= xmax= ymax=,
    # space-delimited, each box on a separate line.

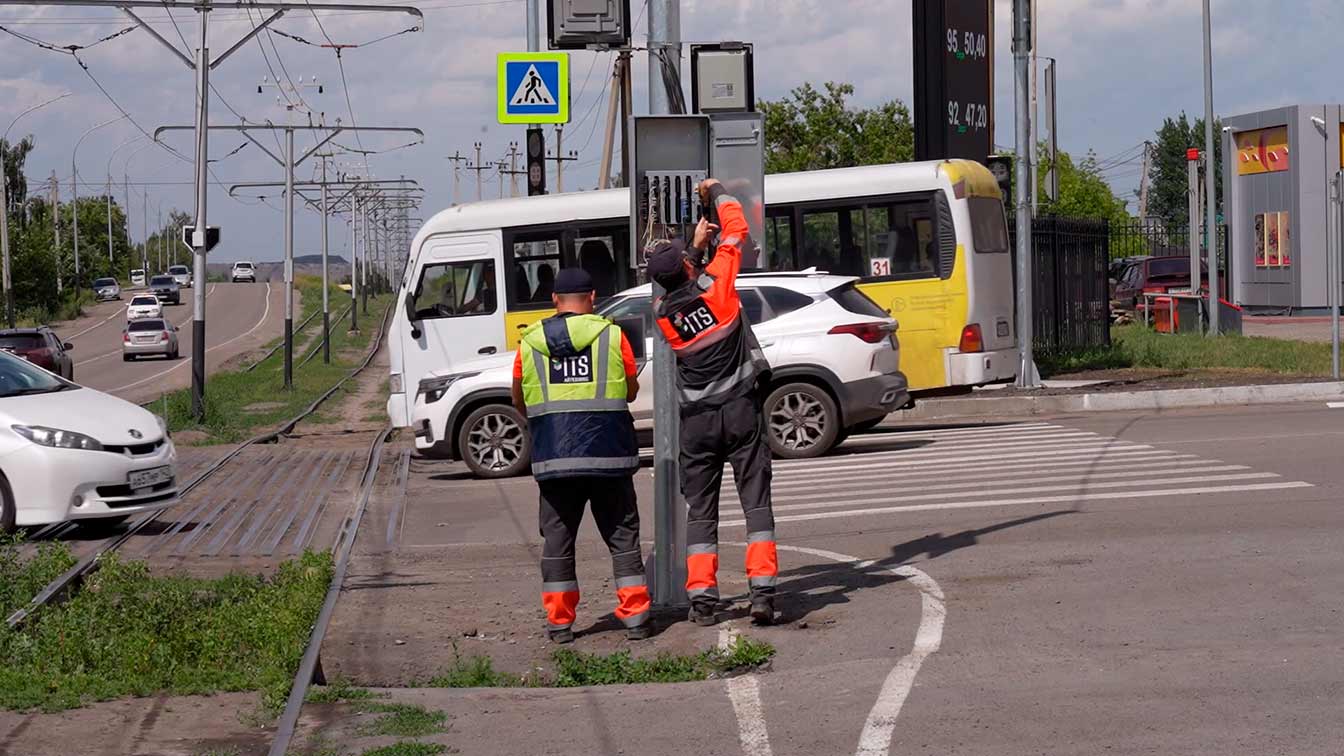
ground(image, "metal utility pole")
xmin=445 ymin=150 xmax=466 ymax=205
xmin=1138 ymin=142 xmax=1152 ymax=223
xmin=547 ymin=126 xmax=577 ymax=193
xmin=647 ymin=0 xmax=685 ymax=607
xmin=106 ymin=174 xmax=114 ymax=265
xmin=189 ymin=10 xmax=210 ymax=415
xmin=1012 ymin=0 xmax=1039 ymax=388
xmin=1188 ymin=148 xmax=1200 ymax=291
xmin=1030 ymin=0 xmax=1038 ymax=215
xmin=51 ymin=171 xmax=61 ymax=294
xmin=1331 ymin=173 xmax=1340 ymax=379
xmin=1201 ymin=0 xmax=1219 ymax=334
xmin=1043 ymin=57 xmax=1058 ymax=204
xmin=160 ymin=123 xmax=422 ymax=386
xmin=142 ymin=188 xmax=148 ymax=271
xmin=348 ymin=202 xmax=358 ymax=332
xmin=320 ymin=156 xmax=331 ymax=363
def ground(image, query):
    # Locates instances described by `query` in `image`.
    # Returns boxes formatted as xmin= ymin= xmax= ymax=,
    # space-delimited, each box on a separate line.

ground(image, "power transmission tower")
xmin=547 ymin=126 xmax=578 ymax=193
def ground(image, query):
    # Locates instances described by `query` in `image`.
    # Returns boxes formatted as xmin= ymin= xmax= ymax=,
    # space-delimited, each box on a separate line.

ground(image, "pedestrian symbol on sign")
xmin=510 ymin=65 xmax=556 ymax=106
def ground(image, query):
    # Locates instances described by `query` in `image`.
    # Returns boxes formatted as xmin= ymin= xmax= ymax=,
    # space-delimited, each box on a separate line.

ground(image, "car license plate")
xmin=128 ymin=466 xmax=172 ymax=489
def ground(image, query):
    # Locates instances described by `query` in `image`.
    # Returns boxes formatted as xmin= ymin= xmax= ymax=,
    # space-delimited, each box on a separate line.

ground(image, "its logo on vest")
xmin=670 ymin=297 xmax=718 ymax=341
xmin=549 ymin=349 xmax=593 ymax=384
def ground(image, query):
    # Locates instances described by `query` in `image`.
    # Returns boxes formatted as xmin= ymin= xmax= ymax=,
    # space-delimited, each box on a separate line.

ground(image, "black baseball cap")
xmin=645 ymin=238 xmax=689 ymax=289
xmin=553 ymin=267 xmax=595 ymax=294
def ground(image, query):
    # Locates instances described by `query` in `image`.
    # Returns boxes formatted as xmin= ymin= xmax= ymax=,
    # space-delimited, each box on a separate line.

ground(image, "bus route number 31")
xmin=870 ymin=258 xmax=892 ymax=276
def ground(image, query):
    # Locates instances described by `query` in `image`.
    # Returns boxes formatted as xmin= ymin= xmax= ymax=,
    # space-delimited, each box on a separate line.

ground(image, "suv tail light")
xmin=161 ymin=331 xmax=171 ymax=341
xmin=123 ymin=332 xmax=131 ymax=343
xmin=959 ymin=323 xmax=984 ymax=353
xmin=828 ymin=322 xmax=887 ymax=343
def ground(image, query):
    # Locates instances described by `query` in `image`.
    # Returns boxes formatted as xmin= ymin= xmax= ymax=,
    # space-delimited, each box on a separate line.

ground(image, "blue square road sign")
xmin=497 ymin=52 xmax=569 ymax=124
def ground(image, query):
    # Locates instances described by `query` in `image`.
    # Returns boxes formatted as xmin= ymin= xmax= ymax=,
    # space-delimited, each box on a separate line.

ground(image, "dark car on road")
xmin=149 ymin=275 xmax=181 ymax=305
xmin=0 ymin=327 xmax=74 ymax=380
xmin=1112 ymin=256 xmax=1208 ymax=312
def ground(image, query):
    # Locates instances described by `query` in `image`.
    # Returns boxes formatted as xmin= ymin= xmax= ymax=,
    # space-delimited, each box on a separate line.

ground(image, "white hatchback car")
xmin=411 ymin=272 xmax=911 ymax=478
xmin=0 ymin=351 xmax=178 ymax=531
xmin=231 ymin=261 xmax=256 ymax=283
xmin=126 ymin=294 xmax=163 ymax=321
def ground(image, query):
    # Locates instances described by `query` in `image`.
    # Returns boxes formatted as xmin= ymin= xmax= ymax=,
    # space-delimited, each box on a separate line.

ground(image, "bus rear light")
xmin=959 ymin=324 xmax=984 ymax=353
xmin=828 ymin=323 xmax=887 ymax=343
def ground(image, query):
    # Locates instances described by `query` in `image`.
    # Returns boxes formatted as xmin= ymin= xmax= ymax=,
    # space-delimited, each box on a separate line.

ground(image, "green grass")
xmin=427 ymin=636 xmax=775 ymax=689
xmin=359 ymin=743 xmax=448 ymax=756
xmin=1038 ymin=324 xmax=1335 ymax=378
xmin=358 ymin=703 xmax=449 ymax=738
xmin=0 ymin=539 xmax=333 ymax=712
xmin=154 ymin=275 xmax=392 ymax=443
xmin=306 ymin=678 xmax=380 ymax=704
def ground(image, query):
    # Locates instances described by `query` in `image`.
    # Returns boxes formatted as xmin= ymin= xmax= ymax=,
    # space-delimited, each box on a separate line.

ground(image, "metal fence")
xmin=1110 ymin=220 xmax=1231 ymax=300
xmin=1009 ymin=215 xmax=1111 ymax=354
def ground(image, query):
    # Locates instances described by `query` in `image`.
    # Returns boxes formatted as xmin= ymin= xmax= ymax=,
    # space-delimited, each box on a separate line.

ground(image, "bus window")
xmin=510 ymin=235 xmax=562 ymax=306
xmin=800 ymin=210 xmax=861 ymax=276
xmin=968 ymin=197 xmax=1009 ymax=253
xmin=763 ymin=214 xmax=794 ymax=270
xmin=412 ymin=260 xmax=497 ymax=319
xmin=862 ymin=199 xmax=941 ymax=280
xmin=576 ymin=235 xmax=620 ymax=297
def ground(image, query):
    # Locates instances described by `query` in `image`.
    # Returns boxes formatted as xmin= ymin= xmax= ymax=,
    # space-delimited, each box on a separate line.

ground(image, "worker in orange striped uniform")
xmin=644 ymin=178 xmax=777 ymax=626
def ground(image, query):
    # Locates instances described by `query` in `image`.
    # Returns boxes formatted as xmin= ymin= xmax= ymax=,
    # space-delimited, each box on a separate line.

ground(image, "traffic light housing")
xmin=526 ymin=127 xmax=546 ymax=197
xmin=985 ymin=155 xmax=1013 ymax=208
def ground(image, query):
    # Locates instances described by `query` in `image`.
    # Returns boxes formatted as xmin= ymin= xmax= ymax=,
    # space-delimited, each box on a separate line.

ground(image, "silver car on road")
xmin=122 ymin=318 xmax=180 ymax=361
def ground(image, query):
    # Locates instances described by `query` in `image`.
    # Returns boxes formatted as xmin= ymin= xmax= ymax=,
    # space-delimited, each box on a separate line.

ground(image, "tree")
xmin=758 ymin=82 xmax=913 ymax=174
xmin=1037 ymin=147 xmax=1131 ymax=224
xmin=2 ymin=136 xmax=35 ymax=224
xmin=1145 ymin=112 xmax=1222 ymax=227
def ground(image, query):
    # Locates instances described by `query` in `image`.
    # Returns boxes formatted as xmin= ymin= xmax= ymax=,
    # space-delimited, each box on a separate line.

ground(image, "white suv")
xmin=231 ymin=261 xmax=256 ymax=283
xmin=167 ymin=265 xmax=192 ymax=288
xmin=410 ymin=273 xmax=911 ymax=478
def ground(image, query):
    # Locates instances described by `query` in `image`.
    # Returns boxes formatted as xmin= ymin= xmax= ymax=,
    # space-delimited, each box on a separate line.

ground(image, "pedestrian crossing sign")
xmin=497 ymin=52 xmax=569 ymax=124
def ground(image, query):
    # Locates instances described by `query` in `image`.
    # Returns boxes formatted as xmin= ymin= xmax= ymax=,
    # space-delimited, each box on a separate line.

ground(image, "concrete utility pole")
xmin=1201 ymin=0 xmax=1219 ymax=334
xmin=348 ymin=203 xmax=359 ymax=332
xmin=445 ymin=150 xmax=466 ymax=205
xmin=1138 ymin=142 xmax=1151 ymax=223
xmin=51 ymin=172 xmax=61 ymax=295
xmin=1043 ymin=57 xmax=1058 ymax=204
xmin=647 ymin=0 xmax=686 ymax=608
xmin=467 ymin=142 xmax=488 ymax=201
xmin=320 ymin=155 xmax=331 ymax=363
xmin=106 ymin=174 xmax=114 ymax=265
xmin=547 ymin=126 xmax=577 ymax=193
xmin=1012 ymin=0 xmax=1039 ymax=388
xmin=597 ymin=54 xmax=622 ymax=190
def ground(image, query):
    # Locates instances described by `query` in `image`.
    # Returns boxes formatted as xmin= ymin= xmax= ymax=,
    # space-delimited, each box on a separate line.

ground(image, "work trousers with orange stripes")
xmin=680 ymin=393 xmax=778 ymax=609
xmin=538 ymin=475 xmax=651 ymax=632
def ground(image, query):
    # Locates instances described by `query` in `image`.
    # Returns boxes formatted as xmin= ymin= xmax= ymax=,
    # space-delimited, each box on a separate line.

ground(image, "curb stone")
xmin=892 ymin=381 xmax=1344 ymax=420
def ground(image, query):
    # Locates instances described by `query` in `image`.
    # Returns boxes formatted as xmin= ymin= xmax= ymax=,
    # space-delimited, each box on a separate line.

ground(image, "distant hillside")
xmin=207 ymin=256 xmax=352 ymax=283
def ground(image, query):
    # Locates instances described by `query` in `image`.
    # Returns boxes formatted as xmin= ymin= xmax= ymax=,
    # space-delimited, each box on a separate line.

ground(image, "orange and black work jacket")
xmin=653 ymin=192 xmax=770 ymax=410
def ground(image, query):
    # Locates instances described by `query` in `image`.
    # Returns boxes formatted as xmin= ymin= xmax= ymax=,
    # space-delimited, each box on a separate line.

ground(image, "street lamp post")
xmin=72 ymin=115 xmax=127 ymax=295
xmin=2 ymin=92 xmax=72 ymax=327
xmin=105 ymin=136 xmax=142 ymax=270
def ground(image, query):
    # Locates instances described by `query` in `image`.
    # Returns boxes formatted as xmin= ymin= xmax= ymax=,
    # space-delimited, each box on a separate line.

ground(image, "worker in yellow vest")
xmin=512 ymin=267 xmax=651 ymax=643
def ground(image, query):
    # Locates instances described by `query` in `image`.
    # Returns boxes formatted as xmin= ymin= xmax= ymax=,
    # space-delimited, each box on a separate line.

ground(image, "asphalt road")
xmin=54 ymin=282 xmax=285 ymax=404
xmin=377 ymin=400 xmax=1344 ymax=755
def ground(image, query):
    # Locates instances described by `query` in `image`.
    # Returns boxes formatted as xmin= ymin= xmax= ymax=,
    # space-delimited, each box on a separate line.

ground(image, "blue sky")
xmin=3 ymin=0 xmax=1342 ymax=263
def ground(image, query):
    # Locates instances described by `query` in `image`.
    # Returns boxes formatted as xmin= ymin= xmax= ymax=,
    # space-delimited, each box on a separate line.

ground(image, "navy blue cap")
xmin=645 ymin=238 xmax=690 ymax=289
xmin=553 ymin=267 xmax=595 ymax=294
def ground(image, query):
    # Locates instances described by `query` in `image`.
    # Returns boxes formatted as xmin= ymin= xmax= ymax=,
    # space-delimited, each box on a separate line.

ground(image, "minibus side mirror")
xmin=404 ymin=293 xmax=422 ymax=339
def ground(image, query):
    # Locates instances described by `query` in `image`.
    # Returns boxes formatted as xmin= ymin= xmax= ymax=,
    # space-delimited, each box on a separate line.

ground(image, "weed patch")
xmin=359 ymin=703 xmax=449 ymax=738
xmin=360 ymin=743 xmax=449 ymax=756
xmin=427 ymin=635 xmax=775 ymax=689
xmin=1039 ymin=325 xmax=1335 ymax=378
xmin=307 ymin=678 xmax=380 ymax=704
xmin=0 ymin=540 xmax=332 ymax=712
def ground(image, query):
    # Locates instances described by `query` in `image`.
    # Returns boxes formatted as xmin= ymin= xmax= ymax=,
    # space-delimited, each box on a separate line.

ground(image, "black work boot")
xmin=688 ymin=602 xmax=718 ymax=627
xmin=548 ymin=627 xmax=575 ymax=644
xmin=626 ymin=623 xmax=653 ymax=641
xmin=749 ymin=595 xmax=775 ymax=625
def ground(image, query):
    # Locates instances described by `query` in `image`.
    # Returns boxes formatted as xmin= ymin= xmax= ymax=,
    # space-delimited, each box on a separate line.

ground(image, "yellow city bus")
xmin=387 ymin=159 xmax=1016 ymax=427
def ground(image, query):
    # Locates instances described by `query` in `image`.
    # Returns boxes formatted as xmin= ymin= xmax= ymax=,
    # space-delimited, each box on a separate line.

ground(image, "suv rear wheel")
xmin=458 ymin=404 xmax=531 ymax=478
xmin=765 ymin=382 xmax=840 ymax=459
xmin=0 ymin=473 xmax=15 ymax=534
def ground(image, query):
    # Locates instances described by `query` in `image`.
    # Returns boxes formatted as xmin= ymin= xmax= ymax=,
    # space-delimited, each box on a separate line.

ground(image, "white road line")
xmin=108 ymin=282 xmax=272 ymax=394
xmin=846 ymin=422 xmax=1053 ymax=441
xmin=753 ymin=454 xmax=1208 ymax=494
xmin=824 ymin=430 xmax=1104 ymax=456
xmin=75 ymin=285 xmax=217 ymax=366
xmin=752 ymin=442 xmax=1155 ymax=480
xmin=774 ymin=432 xmax=1104 ymax=466
xmin=745 ymin=542 xmax=944 ymax=756
xmin=749 ymin=465 xmax=1256 ymax=505
xmin=837 ymin=425 xmax=1091 ymax=447
xmin=764 ymin=472 xmax=1283 ymax=514
xmin=1328 ymin=401 xmax=1344 ymax=409
xmin=718 ymin=624 xmax=773 ymax=756
xmin=63 ymin=306 xmax=123 ymax=339
xmin=722 ymin=481 xmax=1315 ymax=527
